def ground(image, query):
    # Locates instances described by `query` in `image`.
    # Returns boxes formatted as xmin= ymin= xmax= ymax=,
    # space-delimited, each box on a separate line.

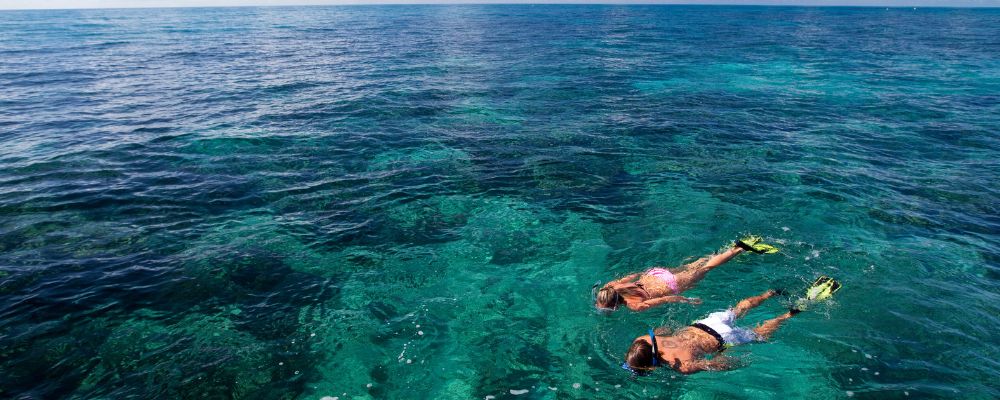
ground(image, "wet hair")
xmin=624 ymin=339 xmax=656 ymax=375
xmin=596 ymin=283 xmax=647 ymax=311
xmin=596 ymin=287 xmax=623 ymax=309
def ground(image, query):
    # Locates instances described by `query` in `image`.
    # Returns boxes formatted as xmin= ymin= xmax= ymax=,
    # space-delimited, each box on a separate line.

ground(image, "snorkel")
xmin=648 ymin=329 xmax=660 ymax=367
xmin=621 ymin=329 xmax=659 ymax=376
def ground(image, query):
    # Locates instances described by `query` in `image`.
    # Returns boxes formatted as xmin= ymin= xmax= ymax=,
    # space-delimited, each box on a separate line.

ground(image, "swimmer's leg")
xmin=699 ymin=246 xmax=745 ymax=271
xmin=678 ymin=257 xmax=709 ymax=271
xmin=674 ymin=246 xmax=745 ymax=290
xmin=752 ymin=310 xmax=797 ymax=341
xmin=732 ymin=289 xmax=779 ymax=318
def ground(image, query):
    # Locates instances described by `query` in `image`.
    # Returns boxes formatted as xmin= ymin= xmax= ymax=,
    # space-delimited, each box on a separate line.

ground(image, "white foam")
xmin=548 ymin=387 xmax=558 ymax=391
xmin=366 ymin=383 xmax=373 ymax=388
xmin=572 ymin=383 xmax=581 ymax=389
xmin=509 ymin=389 xmax=529 ymax=395
xmin=781 ymin=227 xmax=790 ymax=231
xmin=418 ymin=331 xmax=424 ymax=335
xmin=847 ymin=391 xmax=854 ymax=397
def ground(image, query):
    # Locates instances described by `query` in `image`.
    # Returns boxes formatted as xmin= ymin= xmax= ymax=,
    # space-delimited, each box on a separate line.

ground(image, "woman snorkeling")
xmin=594 ymin=236 xmax=779 ymax=312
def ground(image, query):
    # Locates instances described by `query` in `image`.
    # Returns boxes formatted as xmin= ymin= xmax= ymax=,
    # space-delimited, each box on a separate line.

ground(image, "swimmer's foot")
xmin=805 ymin=275 xmax=841 ymax=301
xmin=793 ymin=275 xmax=842 ymax=311
xmin=736 ymin=235 xmax=780 ymax=254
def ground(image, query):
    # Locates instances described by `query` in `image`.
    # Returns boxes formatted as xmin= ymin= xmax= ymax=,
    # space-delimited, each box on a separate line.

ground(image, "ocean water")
xmin=1 ymin=4 xmax=998 ymax=399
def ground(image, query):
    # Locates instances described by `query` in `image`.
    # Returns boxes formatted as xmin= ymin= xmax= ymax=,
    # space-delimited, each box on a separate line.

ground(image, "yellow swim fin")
xmin=736 ymin=235 xmax=780 ymax=254
xmin=805 ymin=275 xmax=842 ymax=301
xmin=794 ymin=276 xmax=841 ymax=312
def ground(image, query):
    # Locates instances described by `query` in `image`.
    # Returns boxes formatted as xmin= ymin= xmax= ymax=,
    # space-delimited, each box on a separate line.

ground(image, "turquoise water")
xmin=1 ymin=5 xmax=999 ymax=399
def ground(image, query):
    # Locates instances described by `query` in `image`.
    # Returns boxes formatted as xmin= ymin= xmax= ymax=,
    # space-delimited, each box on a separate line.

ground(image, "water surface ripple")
xmin=1 ymin=5 xmax=998 ymax=399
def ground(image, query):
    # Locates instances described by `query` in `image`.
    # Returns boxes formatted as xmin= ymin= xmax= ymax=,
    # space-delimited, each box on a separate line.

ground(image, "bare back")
xmin=656 ymin=328 xmax=721 ymax=374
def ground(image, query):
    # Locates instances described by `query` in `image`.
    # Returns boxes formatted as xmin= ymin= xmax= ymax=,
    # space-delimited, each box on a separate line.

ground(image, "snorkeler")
xmin=620 ymin=276 xmax=841 ymax=375
xmin=594 ymin=236 xmax=779 ymax=312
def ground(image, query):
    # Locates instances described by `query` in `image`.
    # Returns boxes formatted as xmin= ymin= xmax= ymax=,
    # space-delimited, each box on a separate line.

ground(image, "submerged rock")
xmin=77 ymin=310 xmax=305 ymax=399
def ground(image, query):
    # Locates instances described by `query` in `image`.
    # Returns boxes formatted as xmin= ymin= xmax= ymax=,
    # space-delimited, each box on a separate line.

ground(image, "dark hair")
xmin=625 ymin=339 xmax=656 ymax=375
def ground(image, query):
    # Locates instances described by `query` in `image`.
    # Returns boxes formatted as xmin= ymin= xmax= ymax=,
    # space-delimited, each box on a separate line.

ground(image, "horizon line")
xmin=3 ymin=2 xmax=999 ymax=11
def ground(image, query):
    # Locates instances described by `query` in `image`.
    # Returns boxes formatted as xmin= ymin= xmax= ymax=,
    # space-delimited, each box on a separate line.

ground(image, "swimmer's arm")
xmin=678 ymin=356 xmax=737 ymax=374
xmin=632 ymin=296 xmax=701 ymax=310
xmin=607 ymin=273 xmax=641 ymax=287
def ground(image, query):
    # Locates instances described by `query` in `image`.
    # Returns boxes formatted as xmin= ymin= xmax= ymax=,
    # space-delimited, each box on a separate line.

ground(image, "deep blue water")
xmin=1 ymin=5 xmax=999 ymax=399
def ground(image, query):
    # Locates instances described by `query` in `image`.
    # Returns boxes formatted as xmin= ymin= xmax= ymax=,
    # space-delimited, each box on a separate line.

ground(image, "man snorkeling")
xmin=621 ymin=276 xmax=841 ymax=375
xmin=595 ymin=236 xmax=779 ymax=312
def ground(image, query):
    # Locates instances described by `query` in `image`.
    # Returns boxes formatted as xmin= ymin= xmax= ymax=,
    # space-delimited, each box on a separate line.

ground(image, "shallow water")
xmin=1 ymin=5 xmax=998 ymax=399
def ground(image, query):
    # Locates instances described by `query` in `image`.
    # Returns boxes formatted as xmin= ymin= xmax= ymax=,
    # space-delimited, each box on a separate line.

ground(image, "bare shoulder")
xmin=659 ymin=346 xmax=697 ymax=373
